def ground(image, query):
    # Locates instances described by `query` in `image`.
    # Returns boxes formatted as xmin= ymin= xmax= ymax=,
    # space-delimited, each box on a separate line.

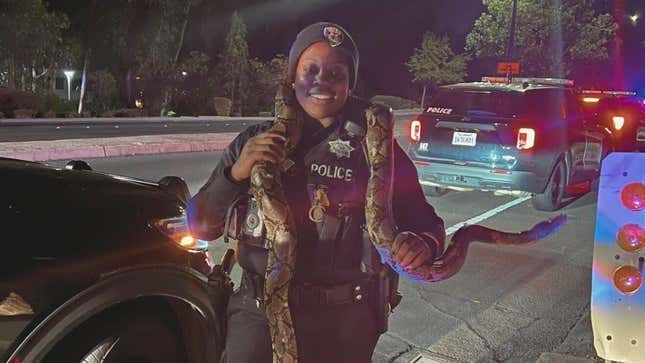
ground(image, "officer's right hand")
xmin=230 ymin=131 xmax=287 ymax=182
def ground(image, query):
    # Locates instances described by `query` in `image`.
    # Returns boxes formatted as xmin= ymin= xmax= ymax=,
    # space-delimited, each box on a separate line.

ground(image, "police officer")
xmin=188 ymin=22 xmax=445 ymax=363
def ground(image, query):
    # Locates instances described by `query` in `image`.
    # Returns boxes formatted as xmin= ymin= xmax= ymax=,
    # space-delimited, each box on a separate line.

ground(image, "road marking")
xmin=444 ymin=196 xmax=532 ymax=236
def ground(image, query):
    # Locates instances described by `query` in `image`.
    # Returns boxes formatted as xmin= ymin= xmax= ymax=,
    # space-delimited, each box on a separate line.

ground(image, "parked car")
xmin=407 ymin=77 xmax=613 ymax=211
xmin=578 ymin=89 xmax=645 ymax=152
xmin=0 ymin=158 xmax=232 ymax=363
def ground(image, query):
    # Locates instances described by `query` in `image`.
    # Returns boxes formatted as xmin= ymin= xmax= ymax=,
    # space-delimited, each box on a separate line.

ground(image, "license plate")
xmin=452 ymin=132 xmax=477 ymax=146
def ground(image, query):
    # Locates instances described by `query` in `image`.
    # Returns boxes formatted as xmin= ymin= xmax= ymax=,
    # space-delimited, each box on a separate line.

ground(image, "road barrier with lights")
xmin=591 ymin=152 xmax=645 ymax=363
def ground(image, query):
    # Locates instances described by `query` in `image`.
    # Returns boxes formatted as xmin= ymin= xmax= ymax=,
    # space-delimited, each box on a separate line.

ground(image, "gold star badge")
xmin=323 ymin=26 xmax=344 ymax=47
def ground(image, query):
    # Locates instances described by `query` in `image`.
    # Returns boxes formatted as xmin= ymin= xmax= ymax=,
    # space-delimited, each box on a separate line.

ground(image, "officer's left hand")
xmin=391 ymin=231 xmax=435 ymax=270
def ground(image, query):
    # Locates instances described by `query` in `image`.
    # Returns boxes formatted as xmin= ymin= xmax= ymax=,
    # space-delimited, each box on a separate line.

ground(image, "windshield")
xmin=427 ymin=89 xmax=526 ymax=117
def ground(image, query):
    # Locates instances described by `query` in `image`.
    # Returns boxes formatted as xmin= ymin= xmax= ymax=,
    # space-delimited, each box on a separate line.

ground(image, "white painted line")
xmin=444 ymin=196 xmax=532 ymax=236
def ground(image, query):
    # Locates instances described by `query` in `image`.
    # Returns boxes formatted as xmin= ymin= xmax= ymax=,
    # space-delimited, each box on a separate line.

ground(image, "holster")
xmin=362 ymin=228 xmax=402 ymax=334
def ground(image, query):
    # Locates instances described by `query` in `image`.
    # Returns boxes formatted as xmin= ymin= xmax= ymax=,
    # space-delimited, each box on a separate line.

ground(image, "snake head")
xmin=525 ymin=214 xmax=568 ymax=240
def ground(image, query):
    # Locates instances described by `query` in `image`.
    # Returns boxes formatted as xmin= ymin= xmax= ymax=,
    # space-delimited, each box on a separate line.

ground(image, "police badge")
xmin=328 ymin=138 xmax=355 ymax=159
xmin=323 ymin=26 xmax=344 ymax=47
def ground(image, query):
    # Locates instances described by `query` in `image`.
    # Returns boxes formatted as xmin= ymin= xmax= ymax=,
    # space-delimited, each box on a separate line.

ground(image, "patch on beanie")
xmin=323 ymin=26 xmax=344 ymax=47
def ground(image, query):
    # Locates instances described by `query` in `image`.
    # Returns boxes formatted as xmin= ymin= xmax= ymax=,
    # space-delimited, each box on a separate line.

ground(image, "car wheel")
xmin=422 ymin=185 xmax=448 ymax=197
xmin=532 ymin=160 xmax=566 ymax=211
xmin=44 ymin=306 xmax=188 ymax=363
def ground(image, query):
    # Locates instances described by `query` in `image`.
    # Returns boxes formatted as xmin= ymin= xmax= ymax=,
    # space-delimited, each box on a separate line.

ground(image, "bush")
xmin=13 ymin=109 xmax=37 ymax=118
xmin=85 ymin=70 xmax=122 ymax=116
xmin=44 ymin=110 xmax=56 ymax=118
xmin=0 ymin=111 xmax=5 ymax=118
xmin=42 ymin=94 xmax=77 ymax=117
xmin=213 ymin=97 xmax=232 ymax=116
xmin=370 ymin=95 xmax=420 ymax=110
xmin=0 ymin=88 xmax=46 ymax=117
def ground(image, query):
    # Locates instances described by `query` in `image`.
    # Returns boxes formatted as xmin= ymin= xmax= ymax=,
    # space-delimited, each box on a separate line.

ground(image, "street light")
xmin=64 ymin=70 xmax=75 ymax=101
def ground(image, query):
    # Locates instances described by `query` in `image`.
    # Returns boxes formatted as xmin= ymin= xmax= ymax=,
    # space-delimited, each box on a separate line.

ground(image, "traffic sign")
xmin=497 ymin=62 xmax=520 ymax=75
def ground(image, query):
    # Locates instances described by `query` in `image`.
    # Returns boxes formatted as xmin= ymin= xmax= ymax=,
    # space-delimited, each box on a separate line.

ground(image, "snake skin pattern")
xmin=253 ymin=87 xmax=567 ymax=362
xmin=364 ymin=105 xmax=567 ymax=283
xmin=250 ymin=84 xmax=303 ymax=363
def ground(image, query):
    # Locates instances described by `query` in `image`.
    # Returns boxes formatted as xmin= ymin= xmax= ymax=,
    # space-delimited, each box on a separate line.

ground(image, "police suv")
xmin=578 ymin=89 xmax=645 ymax=152
xmin=408 ymin=77 xmax=613 ymax=211
xmin=1 ymin=158 xmax=231 ymax=363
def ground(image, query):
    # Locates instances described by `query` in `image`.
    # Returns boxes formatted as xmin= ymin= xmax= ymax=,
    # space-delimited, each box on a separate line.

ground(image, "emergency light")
xmin=591 ymin=153 xmax=645 ymax=363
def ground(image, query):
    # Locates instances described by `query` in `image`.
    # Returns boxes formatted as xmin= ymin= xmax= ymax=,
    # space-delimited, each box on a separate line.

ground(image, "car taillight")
xmin=583 ymin=97 xmax=600 ymax=103
xmin=516 ymin=128 xmax=535 ymax=150
xmin=612 ymin=116 xmax=625 ymax=130
xmin=410 ymin=120 xmax=421 ymax=143
xmin=152 ymin=216 xmax=209 ymax=251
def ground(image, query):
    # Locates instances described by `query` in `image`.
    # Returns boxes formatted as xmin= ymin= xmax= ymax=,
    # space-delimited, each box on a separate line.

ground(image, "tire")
xmin=44 ymin=304 xmax=188 ymax=363
xmin=532 ymin=160 xmax=566 ymax=211
xmin=422 ymin=185 xmax=448 ymax=197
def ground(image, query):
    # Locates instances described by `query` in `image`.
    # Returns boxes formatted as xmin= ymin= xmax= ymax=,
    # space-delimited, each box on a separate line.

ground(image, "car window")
xmin=427 ymin=89 xmax=525 ymax=117
xmin=525 ymin=89 xmax=567 ymax=120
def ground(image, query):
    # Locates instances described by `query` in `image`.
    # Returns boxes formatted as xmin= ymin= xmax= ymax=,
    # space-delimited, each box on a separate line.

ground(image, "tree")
xmin=466 ymin=0 xmax=616 ymax=78
xmin=247 ymin=54 xmax=288 ymax=115
xmin=0 ymin=0 xmax=75 ymax=92
xmin=406 ymin=32 xmax=467 ymax=108
xmin=220 ymin=11 xmax=250 ymax=115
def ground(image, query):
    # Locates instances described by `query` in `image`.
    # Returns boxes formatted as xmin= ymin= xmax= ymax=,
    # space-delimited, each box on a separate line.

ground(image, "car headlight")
xmin=151 ymin=215 xmax=209 ymax=252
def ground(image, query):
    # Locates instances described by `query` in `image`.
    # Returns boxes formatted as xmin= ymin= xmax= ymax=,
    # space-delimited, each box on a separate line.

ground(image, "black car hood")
xmin=1 ymin=158 xmax=184 ymax=258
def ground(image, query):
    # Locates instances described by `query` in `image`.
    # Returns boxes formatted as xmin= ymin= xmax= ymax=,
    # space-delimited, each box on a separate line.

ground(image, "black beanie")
xmin=288 ymin=22 xmax=359 ymax=91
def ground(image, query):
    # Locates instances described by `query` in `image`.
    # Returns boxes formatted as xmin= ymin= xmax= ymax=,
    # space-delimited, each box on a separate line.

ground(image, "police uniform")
xmin=187 ymin=22 xmax=445 ymax=363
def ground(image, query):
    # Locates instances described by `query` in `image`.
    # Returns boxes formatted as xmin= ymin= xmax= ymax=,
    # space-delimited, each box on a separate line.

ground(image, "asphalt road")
xmin=0 ymin=111 xmax=418 ymax=142
xmin=49 ymin=151 xmax=601 ymax=363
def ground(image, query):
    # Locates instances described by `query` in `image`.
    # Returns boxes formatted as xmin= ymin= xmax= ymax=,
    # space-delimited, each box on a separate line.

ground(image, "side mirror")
xmin=158 ymin=176 xmax=190 ymax=204
xmin=65 ymin=160 xmax=92 ymax=171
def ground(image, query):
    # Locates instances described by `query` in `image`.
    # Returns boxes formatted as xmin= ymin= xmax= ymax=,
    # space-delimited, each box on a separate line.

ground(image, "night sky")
xmin=50 ymin=0 xmax=645 ymax=100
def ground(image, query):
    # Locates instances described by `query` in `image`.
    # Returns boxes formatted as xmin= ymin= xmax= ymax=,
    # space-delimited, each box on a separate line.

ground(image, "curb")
xmin=0 ymin=133 xmax=239 ymax=162
xmin=0 ymin=116 xmax=273 ymax=126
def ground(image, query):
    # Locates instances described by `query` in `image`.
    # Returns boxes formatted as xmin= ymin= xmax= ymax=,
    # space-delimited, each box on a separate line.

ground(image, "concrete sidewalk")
xmin=0 ymin=133 xmax=238 ymax=162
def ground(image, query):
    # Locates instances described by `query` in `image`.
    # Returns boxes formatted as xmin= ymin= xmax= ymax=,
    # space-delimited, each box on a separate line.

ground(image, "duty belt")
xmin=240 ymin=271 xmax=370 ymax=308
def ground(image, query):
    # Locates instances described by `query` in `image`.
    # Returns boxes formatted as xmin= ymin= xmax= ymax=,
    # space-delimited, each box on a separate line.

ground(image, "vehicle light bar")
xmin=481 ymin=76 xmax=574 ymax=86
xmin=583 ymin=97 xmax=600 ymax=103
xmin=581 ymin=89 xmax=637 ymax=96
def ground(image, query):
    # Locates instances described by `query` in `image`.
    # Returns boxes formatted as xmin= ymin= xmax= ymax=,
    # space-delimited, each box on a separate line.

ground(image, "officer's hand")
xmin=392 ymin=231 xmax=435 ymax=270
xmin=230 ymin=131 xmax=287 ymax=182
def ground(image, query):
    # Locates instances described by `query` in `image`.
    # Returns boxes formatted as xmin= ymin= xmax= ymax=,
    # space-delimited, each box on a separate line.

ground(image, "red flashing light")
xmin=414 ymin=161 xmax=431 ymax=167
xmin=516 ymin=128 xmax=535 ymax=150
xmin=612 ymin=116 xmax=625 ymax=131
xmin=616 ymin=224 xmax=645 ymax=253
xmin=410 ymin=120 xmax=421 ymax=143
xmin=613 ymin=265 xmax=643 ymax=295
xmin=621 ymin=182 xmax=645 ymax=211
